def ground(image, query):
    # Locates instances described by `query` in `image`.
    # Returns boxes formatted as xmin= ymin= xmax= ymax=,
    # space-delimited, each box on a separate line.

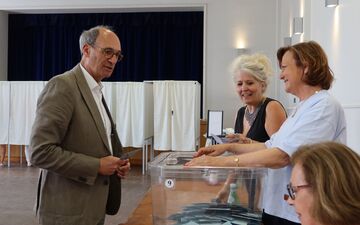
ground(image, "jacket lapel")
xmin=72 ymin=65 xmax=112 ymax=154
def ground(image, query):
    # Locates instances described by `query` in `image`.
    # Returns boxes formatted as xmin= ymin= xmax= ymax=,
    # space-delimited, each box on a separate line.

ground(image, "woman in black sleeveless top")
xmin=227 ymin=54 xmax=287 ymax=144
xmin=234 ymin=97 xmax=285 ymax=143
xmin=216 ymin=54 xmax=287 ymax=218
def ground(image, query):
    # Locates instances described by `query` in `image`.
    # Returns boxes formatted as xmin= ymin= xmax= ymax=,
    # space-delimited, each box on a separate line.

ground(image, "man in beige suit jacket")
xmin=30 ymin=25 xmax=130 ymax=225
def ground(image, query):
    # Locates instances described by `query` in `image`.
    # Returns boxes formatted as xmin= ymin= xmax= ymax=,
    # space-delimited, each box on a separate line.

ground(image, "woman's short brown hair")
xmin=277 ymin=41 xmax=334 ymax=90
xmin=292 ymin=142 xmax=360 ymax=225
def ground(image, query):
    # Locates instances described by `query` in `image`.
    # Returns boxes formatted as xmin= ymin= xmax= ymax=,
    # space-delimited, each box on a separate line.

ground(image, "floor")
xmin=0 ymin=164 xmax=151 ymax=225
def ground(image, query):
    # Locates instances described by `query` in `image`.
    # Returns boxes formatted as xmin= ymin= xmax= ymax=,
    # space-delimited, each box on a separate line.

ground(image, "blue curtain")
xmin=8 ymin=12 xmax=203 ymax=83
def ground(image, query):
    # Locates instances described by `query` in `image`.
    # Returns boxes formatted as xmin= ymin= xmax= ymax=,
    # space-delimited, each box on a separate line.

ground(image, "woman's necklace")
xmin=244 ymin=99 xmax=264 ymax=127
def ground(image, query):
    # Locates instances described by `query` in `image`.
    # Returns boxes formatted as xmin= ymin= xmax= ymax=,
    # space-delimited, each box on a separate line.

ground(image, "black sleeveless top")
xmin=234 ymin=97 xmax=282 ymax=142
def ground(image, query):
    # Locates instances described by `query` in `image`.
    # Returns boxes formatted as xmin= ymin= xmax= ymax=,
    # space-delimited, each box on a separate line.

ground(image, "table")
xmin=120 ymin=190 xmax=153 ymax=225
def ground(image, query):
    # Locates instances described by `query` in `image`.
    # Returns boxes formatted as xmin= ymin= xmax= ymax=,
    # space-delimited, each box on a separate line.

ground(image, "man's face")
xmin=83 ymin=29 xmax=121 ymax=82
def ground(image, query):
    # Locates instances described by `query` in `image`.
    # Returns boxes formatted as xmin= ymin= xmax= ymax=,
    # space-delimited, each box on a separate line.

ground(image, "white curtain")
xmin=104 ymin=82 xmax=153 ymax=148
xmin=9 ymin=81 xmax=45 ymax=145
xmin=2 ymin=81 xmax=153 ymax=148
xmin=153 ymin=81 xmax=173 ymax=150
xmin=143 ymin=82 xmax=154 ymax=140
xmin=153 ymin=81 xmax=200 ymax=151
xmin=1 ymin=80 xmax=203 ymax=151
xmin=0 ymin=82 xmax=10 ymax=144
xmin=171 ymin=81 xmax=200 ymax=151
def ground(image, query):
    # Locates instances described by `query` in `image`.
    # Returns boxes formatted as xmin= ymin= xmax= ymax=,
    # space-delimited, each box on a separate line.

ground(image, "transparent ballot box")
xmin=149 ymin=152 xmax=267 ymax=225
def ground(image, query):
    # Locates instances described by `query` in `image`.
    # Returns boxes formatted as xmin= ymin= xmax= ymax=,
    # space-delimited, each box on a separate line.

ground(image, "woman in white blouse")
xmin=186 ymin=41 xmax=347 ymax=225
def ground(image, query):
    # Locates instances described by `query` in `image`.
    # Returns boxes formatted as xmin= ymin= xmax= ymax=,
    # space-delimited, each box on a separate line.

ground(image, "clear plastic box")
xmin=149 ymin=152 xmax=267 ymax=225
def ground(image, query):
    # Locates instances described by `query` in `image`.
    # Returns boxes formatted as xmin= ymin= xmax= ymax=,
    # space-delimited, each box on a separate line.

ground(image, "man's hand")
xmin=116 ymin=160 xmax=130 ymax=178
xmin=98 ymin=156 xmax=129 ymax=176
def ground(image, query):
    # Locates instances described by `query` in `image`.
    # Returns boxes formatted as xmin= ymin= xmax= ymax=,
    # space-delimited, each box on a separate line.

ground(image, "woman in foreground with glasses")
xmin=186 ymin=41 xmax=347 ymax=225
xmin=287 ymin=142 xmax=360 ymax=225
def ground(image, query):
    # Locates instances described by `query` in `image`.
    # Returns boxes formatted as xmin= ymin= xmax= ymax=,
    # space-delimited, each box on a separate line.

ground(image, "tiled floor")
xmin=0 ymin=164 xmax=151 ymax=225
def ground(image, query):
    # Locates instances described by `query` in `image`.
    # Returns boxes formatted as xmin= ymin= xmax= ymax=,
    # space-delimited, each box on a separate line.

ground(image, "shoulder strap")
xmin=101 ymin=97 xmax=123 ymax=157
xmin=101 ymin=97 xmax=116 ymax=130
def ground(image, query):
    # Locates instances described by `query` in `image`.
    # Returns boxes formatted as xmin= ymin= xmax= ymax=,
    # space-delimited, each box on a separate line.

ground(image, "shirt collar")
xmin=80 ymin=64 xmax=103 ymax=92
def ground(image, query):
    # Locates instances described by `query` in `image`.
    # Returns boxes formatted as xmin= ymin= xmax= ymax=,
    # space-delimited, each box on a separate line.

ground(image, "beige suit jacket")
xmin=30 ymin=64 xmax=122 ymax=225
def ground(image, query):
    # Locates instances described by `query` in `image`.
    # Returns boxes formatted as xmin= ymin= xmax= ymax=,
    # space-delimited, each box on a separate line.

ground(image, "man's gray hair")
xmin=79 ymin=25 xmax=113 ymax=54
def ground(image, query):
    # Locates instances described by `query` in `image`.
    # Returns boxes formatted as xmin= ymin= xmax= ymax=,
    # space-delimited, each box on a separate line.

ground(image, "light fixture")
xmin=293 ymin=17 xmax=303 ymax=35
xmin=325 ymin=0 xmax=339 ymax=7
xmin=284 ymin=37 xmax=292 ymax=46
xmin=236 ymin=48 xmax=248 ymax=55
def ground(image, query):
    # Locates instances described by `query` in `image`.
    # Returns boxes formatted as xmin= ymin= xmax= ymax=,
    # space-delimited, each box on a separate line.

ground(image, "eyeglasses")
xmin=285 ymin=183 xmax=311 ymax=200
xmin=91 ymin=44 xmax=124 ymax=62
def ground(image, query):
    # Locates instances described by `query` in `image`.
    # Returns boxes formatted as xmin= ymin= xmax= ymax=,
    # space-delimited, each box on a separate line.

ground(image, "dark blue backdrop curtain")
xmin=8 ymin=12 xmax=203 ymax=83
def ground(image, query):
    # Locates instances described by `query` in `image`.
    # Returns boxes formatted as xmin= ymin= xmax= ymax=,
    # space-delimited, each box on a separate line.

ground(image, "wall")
xmin=204 ymin=0 xmax=278 ymax=128
xmin=277 ymin=0 xmax=301 ymax=110
xmin=276 ymin=0 xmax=313 ymax=110
xmin=0 ymin=0 xmax=278 ymax=129
xmin=309 ymin=0 xmax=360 ymax=152
xmin=0 ymin=11 xmax=7 ymax=81
xmin=310 ymin=0 xmax=359 ymax=105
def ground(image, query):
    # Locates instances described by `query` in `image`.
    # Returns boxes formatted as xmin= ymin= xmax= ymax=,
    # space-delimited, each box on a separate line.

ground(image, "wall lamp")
xmin=236 ymin=48 xmax=248 ymax=55
xmin=293 ymin=17 xmax=303 ymax=35
xmin=325 ymin=0 xmax=339 ymax=7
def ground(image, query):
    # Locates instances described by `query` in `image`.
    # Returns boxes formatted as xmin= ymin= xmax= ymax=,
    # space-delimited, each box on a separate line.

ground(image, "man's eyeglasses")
xmin=285 ymin=183 xmax=311 ymax=200
xmin=91 ymin=45 xmax=124 ymax=62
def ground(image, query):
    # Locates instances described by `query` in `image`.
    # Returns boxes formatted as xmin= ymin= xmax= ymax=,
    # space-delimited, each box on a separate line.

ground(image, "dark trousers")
xmin=262 ymin=211 xmax=301 ymax=225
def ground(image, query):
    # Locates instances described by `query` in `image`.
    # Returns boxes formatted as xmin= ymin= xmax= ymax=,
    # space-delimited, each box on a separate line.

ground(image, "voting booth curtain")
xmin=102 ymin=82 xmax=154 ymax=148
xmin=0 ymin=81 xmax=45 ymax=145
xmin=0 ymin=82 xmax=10 ymax=144
xmin=0 ymin=81 xmax=152 ymax=148
xmin=153 ymin=81 xmax=200 ymax=151
xmin=0 ymin=81 xmax=200 ymax=151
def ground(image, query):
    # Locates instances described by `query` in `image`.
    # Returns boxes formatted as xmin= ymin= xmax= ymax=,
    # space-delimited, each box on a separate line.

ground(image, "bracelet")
xmin=234 ymin=157 xmax=240 ymax=167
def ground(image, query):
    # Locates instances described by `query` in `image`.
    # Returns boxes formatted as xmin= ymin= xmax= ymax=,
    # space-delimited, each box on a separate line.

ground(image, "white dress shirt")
xmin=80 ymin=64 xmax=113 ymax=155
